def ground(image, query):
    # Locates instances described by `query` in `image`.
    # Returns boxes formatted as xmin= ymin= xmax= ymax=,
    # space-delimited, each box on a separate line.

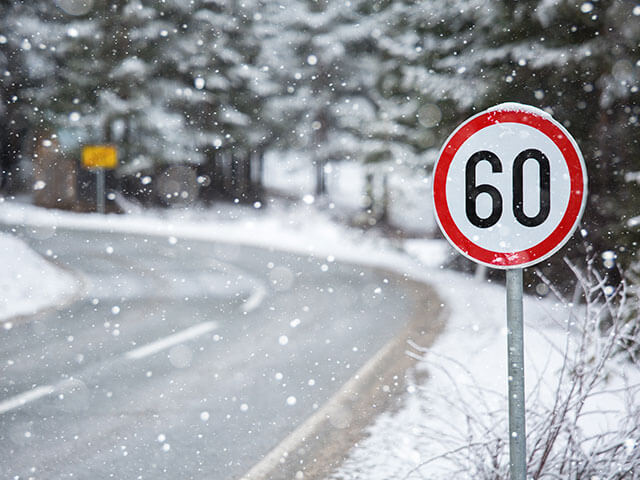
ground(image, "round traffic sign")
xmin=432 ymin=103 xmax=587 ymax=268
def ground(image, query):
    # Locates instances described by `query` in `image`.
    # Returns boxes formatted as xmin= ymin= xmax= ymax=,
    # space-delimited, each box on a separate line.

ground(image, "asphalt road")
xmin=0 ymin=225 xmax=431 ymax=479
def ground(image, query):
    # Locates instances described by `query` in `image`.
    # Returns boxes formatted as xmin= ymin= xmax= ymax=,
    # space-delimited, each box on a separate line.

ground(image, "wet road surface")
xmin=0 ymin=225 xmax=430 ymax=479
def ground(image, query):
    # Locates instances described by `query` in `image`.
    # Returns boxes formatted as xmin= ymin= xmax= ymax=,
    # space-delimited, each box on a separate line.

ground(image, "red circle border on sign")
xmin=433 ymin=108 xmax=587 ymax=268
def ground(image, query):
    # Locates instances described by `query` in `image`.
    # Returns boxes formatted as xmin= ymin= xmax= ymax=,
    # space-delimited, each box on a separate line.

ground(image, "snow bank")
xmin=0 ymin=199 xmax=448 ymax=270
xmin=403 ymin=238 xmax=452 ymax=269
xmin=333 ymin=267 xmax=640 ymax=479
xmin=331 ymin=270 xmax=553 ymax=479
xmin=0 ymin=233 xmax=79 ymax=324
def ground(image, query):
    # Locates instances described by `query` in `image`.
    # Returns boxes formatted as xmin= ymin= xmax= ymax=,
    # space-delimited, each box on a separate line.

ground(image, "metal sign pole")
xmin=506 ymin=268 xmax=526 ymax=479
xmin=96 ymin=168 xmax=105 ymax=214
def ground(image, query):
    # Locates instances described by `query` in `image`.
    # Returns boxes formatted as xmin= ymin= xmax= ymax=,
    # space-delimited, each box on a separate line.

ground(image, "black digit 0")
xmin=512 ymin=148 xmax=550 ymax=227
xmin=465 ymin=150 xmax=503 ymax=228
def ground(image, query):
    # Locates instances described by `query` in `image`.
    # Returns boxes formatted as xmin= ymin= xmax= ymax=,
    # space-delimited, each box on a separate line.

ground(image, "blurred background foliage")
xmin=0 ymin=0 xmax=639 ymax=277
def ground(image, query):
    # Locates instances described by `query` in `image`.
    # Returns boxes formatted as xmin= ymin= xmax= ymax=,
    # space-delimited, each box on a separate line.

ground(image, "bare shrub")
xmin=405 ymin=258 xmax=640 ymax=479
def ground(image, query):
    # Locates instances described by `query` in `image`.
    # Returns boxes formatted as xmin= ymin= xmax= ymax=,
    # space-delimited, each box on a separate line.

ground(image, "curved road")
xmin=0 ymin=225 xmax=434 ymax=479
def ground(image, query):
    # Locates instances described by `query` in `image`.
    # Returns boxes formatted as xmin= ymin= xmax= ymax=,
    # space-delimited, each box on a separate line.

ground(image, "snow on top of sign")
xmin=486 ymin=102 xmax=552 ymax=119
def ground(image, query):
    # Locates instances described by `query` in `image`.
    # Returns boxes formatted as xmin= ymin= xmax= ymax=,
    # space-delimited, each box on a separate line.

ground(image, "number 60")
xmin=465 ymin=149 xmax=551 ymax=229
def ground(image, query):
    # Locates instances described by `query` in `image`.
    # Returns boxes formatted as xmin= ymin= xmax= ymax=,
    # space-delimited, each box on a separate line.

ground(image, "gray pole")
xmin=96 ymin=168 xmax=105 ymax=214
xmin=506 ymin=268 xmax=526 ymax=480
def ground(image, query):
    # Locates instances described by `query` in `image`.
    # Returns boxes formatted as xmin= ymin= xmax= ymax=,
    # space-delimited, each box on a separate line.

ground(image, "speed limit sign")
xmin=433 ymin=103 xmax=587 ymax=269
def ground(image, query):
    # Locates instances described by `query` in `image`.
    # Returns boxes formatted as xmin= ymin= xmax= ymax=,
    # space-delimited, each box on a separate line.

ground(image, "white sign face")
xmin=432 ymin=103 xmax=588 ymax=268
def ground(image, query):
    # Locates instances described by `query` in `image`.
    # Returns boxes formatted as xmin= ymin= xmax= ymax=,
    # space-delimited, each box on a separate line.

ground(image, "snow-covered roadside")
xmin=332 ymin=269 xmax=640 ymax=479
xmin=0 ymin=233 xmax=79 ymax=325
xmin=0 ymin=199 xmax=443 ymax=268
xmin=329 ymin=271 xmax=553 ymax=478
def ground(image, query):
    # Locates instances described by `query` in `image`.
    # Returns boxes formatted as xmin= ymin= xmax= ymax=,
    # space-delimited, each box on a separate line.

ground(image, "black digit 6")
xmin=465 ymin=150 xmax=503 ymax=228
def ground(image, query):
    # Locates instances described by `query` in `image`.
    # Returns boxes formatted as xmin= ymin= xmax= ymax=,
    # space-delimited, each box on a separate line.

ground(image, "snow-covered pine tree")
xmin=336 ymin=0 xmax=502 ymax=223
xmin=369 ymin=0 xmax=638 ymax=267
xmin=3 ymin=0 xmax=274 ymax=204
xmin=0 ymin=0 xmax=62 ymax=191
xmin=431 ymin=0 xmax=640 ymax=265
xmin=365 ymin=0 xmax=505 ymax=158
xmin=258 ymin=0 xmax=381 ymax=198
xmin=160 ymin=0 xmax=271 ymax=202
xmin=3 ymin=1 xmax=169 ymax=175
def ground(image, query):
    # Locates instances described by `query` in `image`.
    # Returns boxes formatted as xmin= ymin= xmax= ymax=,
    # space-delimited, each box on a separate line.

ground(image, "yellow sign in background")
xmin=82 ymin=145 xmax=117 ymax=169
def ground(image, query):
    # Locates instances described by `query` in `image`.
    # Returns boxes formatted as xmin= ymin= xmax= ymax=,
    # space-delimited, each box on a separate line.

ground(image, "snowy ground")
xmin=0 ymin=197 xmax=637 ymax=478
xmin=0 ymin=198 xmax=397 ymax=263
xmin=329 ymin=271 xmax=560 ymax=479
xmin=0 ymin=196 xmax=447 ymax=269
xmin=332 ymin=274 xmax=640 ymax=478
xmin=0 ymin=232 xmax=79 ymax=324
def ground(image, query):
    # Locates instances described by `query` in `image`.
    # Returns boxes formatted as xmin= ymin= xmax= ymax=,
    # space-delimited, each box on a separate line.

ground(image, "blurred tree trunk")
xmin=313 ymin=110 xmax=328 ymax=197
xmin=250 ymin=149 xmax=264 ymax=202
xmin=380 ymin=173 xmax=389 ymax=224
xmin=0 ymin=117 xmax=26 ymax=193
xmin=223 ymin=151 xmax=234 ymax=197
xmin=0 ymin=45 xmax=28 ymax=194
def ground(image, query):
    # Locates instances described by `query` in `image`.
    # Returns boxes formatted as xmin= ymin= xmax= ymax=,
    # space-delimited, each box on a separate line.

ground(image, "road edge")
xmin=238 ymin=274 xmax=447 ymax=480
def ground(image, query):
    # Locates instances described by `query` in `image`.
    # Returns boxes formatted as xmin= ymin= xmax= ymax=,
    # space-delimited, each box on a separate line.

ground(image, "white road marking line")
xmin=241 ymin=285 xmax=267 ymax=313
xmin=125 ymin=321 xmax=218 ymax=360
xmin=0 ymin=385 xmax=55 ymax=415
xmin=0 ymin=323 xmax=218 ymax=415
